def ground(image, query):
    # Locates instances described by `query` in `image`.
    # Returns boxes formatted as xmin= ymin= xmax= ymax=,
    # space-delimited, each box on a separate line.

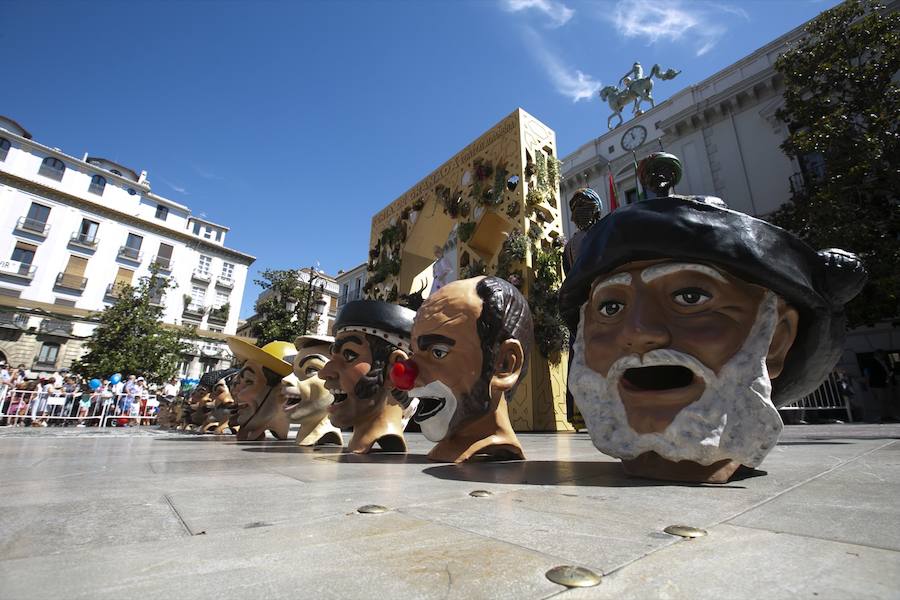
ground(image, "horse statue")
xmin=600 ymin=62 xmax=681 ymax=129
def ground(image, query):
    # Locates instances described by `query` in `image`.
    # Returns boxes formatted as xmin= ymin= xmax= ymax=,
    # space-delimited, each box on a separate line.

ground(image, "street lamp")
xmin=301 ymin=267 xmax=327 ymax=335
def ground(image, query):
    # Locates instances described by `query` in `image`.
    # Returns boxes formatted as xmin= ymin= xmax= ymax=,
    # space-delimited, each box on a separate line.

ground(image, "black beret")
xmin=198 ymin=368 xmax=239 ymax=389
xmin=333 ymin=300 xmax=416 ymax=351
xmin=559 ymin=196 xmax=866 ymax=406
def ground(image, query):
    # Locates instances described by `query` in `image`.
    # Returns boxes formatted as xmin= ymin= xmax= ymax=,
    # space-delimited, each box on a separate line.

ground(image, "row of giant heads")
xmin=161 ymin=151 xmax=866 ymax=483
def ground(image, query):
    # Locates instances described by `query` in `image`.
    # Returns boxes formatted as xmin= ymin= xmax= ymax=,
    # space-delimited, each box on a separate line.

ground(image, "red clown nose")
xmin=390 ymin=359 xmax=418 ymax=391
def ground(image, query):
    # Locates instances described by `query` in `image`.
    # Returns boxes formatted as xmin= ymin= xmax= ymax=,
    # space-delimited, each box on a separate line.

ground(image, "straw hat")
xmin=226 ymin=338 xmax=295 ymax=377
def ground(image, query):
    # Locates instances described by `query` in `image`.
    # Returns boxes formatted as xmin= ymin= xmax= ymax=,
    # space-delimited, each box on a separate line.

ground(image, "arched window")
xmin=0 ymin=137 xmax=10 ymax=161
xmin=89 ymin=174 xmax=106 ymax=195
xmin=38 ymin=156 xmax=66 ymax=181
xmin=110 ymin=169 xmax=122 ymax=176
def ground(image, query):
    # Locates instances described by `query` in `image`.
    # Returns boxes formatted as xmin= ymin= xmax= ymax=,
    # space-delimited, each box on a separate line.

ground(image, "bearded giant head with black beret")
xmin=559 ymin=194 xmax=866 ymax=483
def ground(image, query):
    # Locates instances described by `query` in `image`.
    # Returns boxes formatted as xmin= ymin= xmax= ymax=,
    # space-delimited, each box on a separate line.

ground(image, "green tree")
xmin=73 ymin=268 xmax=190 ymax=382
xmin=250 ymin=269 xmax=320 ymax=346
xmin=769 ymin=0 xmax=899 ymax=326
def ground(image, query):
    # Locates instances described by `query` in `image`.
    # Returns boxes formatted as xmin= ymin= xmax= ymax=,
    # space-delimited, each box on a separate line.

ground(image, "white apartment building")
xmin=0 ymin=115 xmax=255 ymax=378
xmin=336 ymin=262 xmax=367 ymax=310
xmin=237 ymin=267 xmax=340 ymax=339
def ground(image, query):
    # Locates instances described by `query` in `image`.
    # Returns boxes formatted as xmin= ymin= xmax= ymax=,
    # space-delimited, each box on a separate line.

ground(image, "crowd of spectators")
xmin=0 ymin=362 xmax=180 ymax=427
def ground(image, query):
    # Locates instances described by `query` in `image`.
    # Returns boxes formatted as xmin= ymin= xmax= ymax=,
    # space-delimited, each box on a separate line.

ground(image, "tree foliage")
xmin=250 ymin=269 xmax=320 ymax=347
xmin=768 ymin=0 xmax=900 ymax=326
xmin=73 ymin=268 xmax=189 ymax=382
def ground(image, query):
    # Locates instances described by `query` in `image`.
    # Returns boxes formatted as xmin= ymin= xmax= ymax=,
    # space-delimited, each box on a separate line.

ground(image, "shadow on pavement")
xmin=423 ymin=460 xmax=762 ymax=488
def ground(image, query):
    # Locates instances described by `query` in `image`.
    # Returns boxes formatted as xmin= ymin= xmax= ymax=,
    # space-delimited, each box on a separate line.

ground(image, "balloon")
xmin=110 ymin=373 xmax=122 ymax=385
xmin=89 ymin=378 xmax=102 ymax=390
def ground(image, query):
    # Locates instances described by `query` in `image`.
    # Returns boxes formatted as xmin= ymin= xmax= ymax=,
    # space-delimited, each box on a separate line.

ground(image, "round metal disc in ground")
xmin=357 ymin=504 xmax=388 ymax=514
xmin=545 ymin=565 xmax=602 ymax=588
xmin=469 ymin=490 xmax=493 ymax=497
xmin=664 ymin=525 xmax=707 ymax=538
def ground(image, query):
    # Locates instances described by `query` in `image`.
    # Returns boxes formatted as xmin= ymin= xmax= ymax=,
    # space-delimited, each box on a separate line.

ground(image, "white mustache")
xmin=605 ymin=348 xmax=717 ymax=385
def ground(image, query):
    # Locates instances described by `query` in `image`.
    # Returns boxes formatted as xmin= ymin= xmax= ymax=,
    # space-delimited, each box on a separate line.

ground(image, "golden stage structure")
xmin=367 ymin=108 xmax=572 ymax=432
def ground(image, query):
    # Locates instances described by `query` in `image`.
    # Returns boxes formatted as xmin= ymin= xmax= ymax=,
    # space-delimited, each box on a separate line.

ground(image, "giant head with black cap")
xmin=559 ymin=194 xmax=865 ymax=483
xmin=226 ymin=338 xmax=296 ymax=441
xmin=318 ymin=300 xmax=416 ymax=453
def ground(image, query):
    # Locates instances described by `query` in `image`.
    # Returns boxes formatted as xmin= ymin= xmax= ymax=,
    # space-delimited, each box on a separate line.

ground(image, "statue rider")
xmin=619 ymin=62 xmax=643 ymax=89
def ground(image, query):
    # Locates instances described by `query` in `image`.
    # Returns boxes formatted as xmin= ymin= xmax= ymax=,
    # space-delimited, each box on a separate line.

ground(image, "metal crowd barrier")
xmin=779 ymin=371 xmax=853 ymax=422
xmin=0 ymin=389 xmax=159 ymax=427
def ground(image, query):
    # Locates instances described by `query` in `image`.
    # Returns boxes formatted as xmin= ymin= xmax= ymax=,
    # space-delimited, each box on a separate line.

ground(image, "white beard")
xmin=569 ymin=292 xmax=783 ymax=468
xmin=408 ymin=380 xmax=458 ymax=442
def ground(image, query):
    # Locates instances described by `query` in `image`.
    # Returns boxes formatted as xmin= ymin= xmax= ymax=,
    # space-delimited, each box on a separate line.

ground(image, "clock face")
xmin=621 ymin=125 xmax=647 ymax=151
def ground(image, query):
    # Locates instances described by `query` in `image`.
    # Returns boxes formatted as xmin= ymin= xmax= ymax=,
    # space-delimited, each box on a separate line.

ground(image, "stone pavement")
xmin=1 ymin=424 xmax=898 ymax=599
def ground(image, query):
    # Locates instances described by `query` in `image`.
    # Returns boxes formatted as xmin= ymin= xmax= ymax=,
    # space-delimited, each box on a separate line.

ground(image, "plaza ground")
xmin=1 ymin=424 xmax=898 ymax=599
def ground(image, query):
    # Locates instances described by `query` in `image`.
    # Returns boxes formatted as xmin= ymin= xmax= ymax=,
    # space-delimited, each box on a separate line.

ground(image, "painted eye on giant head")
xmin=672 ymin=287 xmax=712 ymax=307
xmin=305 ymin=367 xmax=318 ymax=376
xmin=598 ymin=300 xmax=624 ymax=317
xmin=342 ymin=349 xmax=359 ymax=362
xmin=431 ymin=345 xmax=450 ymax=360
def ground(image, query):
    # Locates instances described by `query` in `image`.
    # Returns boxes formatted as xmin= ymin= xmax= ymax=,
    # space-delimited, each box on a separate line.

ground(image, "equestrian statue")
xmin=599 ymin=61 xmax=681 ymax=129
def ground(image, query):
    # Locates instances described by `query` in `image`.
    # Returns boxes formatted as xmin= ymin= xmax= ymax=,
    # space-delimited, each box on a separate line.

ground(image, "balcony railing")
xmin=105 ymin=283 xmax=123 ymax=299
xmin=38 ymin=319 xmax=74 ymax=336
xmin=151 ymin=256 xmax=174 ymax=271
xmin=0 ymin=261 xmax=36 ymax=280
xmin=55 ymin=272 xmax=88 ymax=291
xmin=117 ymin=246 xmax=143 ymax=262
xmin=38 ymin=164 xmax=64 ymax=181
xmin=0 ymin=312 xmax=29 ymax=329
xmin=192 ymin=269 xmax=211 ymax=283
xmin=70 ymin=231 xmax=99 ymax=249
xmin=215 ymin=276 xmax=234 ymax=289
xmin=207 ymin=306 xmax=229 ymax=324
xmin=15 ymin=216 xmax=50 ymax=237
xmin=182 ymin=304 xmax=206 ymax=318
xmin=149 ymin=293 xmax=165 ymax=306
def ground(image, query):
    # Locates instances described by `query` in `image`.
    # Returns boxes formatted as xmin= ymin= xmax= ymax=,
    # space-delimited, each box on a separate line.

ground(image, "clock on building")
xmin=620 ymin=125 xmax=647 ymax=151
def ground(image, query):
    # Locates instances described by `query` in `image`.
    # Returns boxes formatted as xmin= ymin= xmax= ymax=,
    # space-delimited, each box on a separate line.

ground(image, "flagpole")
xmin=632 ymin=150 xmax=642 ymax=202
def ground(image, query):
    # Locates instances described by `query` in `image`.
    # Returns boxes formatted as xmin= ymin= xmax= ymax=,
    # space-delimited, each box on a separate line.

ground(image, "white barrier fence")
xmin=0 ymin=389 xmax=160 ymax=427
xmin=779 ymin=371 xmax=854 ymax=422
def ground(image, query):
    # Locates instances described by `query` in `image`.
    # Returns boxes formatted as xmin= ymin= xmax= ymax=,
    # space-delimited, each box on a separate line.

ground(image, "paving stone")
xmin=559 ymin=524 xmax=900 ymax=600
xmin=730 ymin=440 xmax=900 ymax=551
xmin=0 ymin=512 xmax=562 ymax=600
xmin=0 ymin=425 xmax=897 ymax=599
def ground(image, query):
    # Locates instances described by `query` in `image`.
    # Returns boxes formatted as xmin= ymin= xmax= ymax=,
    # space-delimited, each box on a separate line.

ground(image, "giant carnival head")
xmin=318 ymin=300 xmax=416 ymax=453
xmin=391 ymin=276 xmax=534 ymax=462
xmin=559 ymin=195 xmax=866 ymax=482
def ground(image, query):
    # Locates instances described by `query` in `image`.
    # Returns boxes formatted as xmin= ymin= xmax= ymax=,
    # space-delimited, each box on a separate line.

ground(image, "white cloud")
xmin=192 ymin=164 xmax=222 ymax=180
xmin=160 ymin=178 xmax=189 ymax=195
xmin=610 ymin=0 xmax=745 ymax=57
xmin=524 ymin=28 xmax=601 ymax=102
xmin=502 ymin=0 xmax=574 ymax=28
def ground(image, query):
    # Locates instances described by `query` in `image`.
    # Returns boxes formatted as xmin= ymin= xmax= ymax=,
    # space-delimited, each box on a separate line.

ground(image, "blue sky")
xmin=4 ymin=0 xmax=839 ymax=318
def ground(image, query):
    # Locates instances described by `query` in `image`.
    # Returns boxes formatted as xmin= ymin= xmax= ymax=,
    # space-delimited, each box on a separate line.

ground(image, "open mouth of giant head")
xmin=328 ymin=390 xmax=348 ymax=411
xmin=413 ymin=396 xmax=446 ymax=423
xmin=620 ymin=365 xmax=696 ymax=392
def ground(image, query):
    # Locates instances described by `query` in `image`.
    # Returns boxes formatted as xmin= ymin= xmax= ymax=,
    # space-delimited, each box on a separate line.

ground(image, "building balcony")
xmin=55 ymin=272 xmax=88 ymax=292
xmin=0 ymin=260 xmax=36 ymax=281
xmin=215 ymin=276 xmax=234 ymax=289
xmin=117 ymin=246 xmax=143 ymax=262
xmin=0 ymin=312 xmax=29 ymax=330
xmin=105 ymin=283 xmax=124 ymax=299
xmin=207 ymin=306 xmax=229 ymax=325
xmin=151 ymin=255 xmax=174 ymax=272
xmin=15 ymin=217 xmax=50 ymax=238
xmin=182 ymin=304 xmax=206 ymax=319
xmin=192 ymin=270 xmax=211 ymax=283
xmin=70 ymin=231 xmax=99 ymax=250
xmin=38 ymin=319 xmax=74 ymax=336
xmin=149 ymin=293 xmax=165 ymax=307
